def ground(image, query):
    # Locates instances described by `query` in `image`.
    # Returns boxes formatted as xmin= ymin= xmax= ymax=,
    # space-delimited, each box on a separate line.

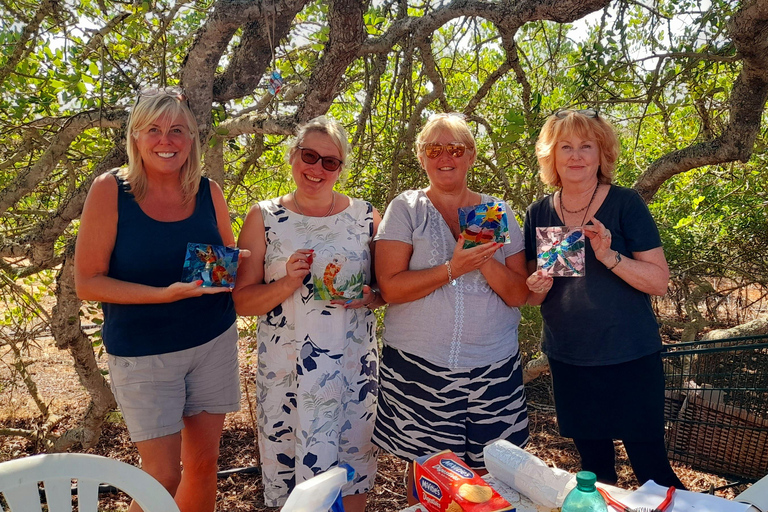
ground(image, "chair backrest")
xmin=0 ymin=453 xmax=180 ymax=512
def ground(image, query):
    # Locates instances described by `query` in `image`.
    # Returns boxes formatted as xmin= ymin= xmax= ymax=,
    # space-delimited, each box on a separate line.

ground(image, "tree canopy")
xmin=2 ymin=0 xmax=768 ymax=447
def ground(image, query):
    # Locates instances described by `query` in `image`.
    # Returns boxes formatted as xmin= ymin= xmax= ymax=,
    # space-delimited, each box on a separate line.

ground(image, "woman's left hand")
xmin=583 ymin=217 xmax=615 ymax=266
xmin=332 ymin=284 xmax=378 ymax=309
xmin=449 ymin=237 xmax=502 ymax=278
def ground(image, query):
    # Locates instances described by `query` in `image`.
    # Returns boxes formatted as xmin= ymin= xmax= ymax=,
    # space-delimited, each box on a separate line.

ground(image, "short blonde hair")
xmin=286 ymin=116 xmax=351 ymax=170
xmin=123 ymin=91 xmax=201 ymax=204
xmin=535 ymin=111 xmax=620 ymax=187
xmin=415 ymin=113 xmax=476 ymax=167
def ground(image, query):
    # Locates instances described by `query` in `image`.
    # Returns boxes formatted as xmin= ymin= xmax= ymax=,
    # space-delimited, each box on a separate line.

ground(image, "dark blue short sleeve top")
xmin=101 ymin=172 xmax=236 ymax=357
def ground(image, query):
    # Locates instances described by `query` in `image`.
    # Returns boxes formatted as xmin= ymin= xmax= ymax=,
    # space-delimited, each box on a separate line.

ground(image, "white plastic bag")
xmin=484 ymin=440 xmax=576 ymax=509
xmin=280 ymin=464 xmax=354 ymax=512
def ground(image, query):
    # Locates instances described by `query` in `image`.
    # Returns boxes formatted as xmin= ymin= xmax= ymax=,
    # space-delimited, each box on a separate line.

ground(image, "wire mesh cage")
xmin=662 ymin=335 xmax=768 ymax=480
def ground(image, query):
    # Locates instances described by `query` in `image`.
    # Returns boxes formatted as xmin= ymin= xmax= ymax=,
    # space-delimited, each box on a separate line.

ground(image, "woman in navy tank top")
xmin=74 ymin=88 xmax=240 ymax=512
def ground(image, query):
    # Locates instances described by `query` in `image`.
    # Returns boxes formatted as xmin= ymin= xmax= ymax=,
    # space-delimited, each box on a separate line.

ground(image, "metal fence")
xmin=661 ymin=335 xmax=768 ymax=481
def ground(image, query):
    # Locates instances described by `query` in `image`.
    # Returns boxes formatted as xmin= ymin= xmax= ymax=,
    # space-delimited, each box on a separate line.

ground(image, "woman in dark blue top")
xmin=74 ymin=88 xmax=239 ymax=512
xmin=523 ymin=109 xmax=685 ymax=489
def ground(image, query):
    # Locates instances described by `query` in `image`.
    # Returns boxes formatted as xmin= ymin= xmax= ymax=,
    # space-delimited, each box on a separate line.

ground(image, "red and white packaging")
xmin=413 ymin=450 xmax=514 ymax=512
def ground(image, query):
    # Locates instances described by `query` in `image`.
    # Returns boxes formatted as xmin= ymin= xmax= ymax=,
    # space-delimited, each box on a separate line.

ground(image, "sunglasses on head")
xmin=297 ymin=146 xmax=343 ymax=172
xmin=555 ymin=108 xmax=598 ymax=119
xmin=423 ymin=142 xmax=471 ymax=159
xmin=136 ymin=87 xmax=189 ymax=107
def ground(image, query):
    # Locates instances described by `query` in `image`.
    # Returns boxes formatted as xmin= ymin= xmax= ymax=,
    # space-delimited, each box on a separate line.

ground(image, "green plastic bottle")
xmin=560 ymin=471 xmax=608 ymax=512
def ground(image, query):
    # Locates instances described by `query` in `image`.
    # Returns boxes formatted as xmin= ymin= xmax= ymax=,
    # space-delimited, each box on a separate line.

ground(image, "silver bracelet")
xmin=444 ymin=260 xmax=453 ymax=284
xmin=364 ymin=290 xmax=378 ymax=309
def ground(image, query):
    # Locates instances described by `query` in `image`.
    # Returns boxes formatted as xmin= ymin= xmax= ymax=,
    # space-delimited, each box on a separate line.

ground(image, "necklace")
xmin=559 ymin=182 xmax=599 ymax=225
xmin=293 ymin=190 xmax=336 ymax=217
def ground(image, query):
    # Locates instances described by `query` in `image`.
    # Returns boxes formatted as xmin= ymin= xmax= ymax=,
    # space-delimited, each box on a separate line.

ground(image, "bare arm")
xmin=606 ymin=247 xmax=669 ymax=296
xmin=479 ymin=249 xmax=529 ymax=307
xmin=584 ymin=219 xmax=669 ymax=296
xmin=376 ymin=236 xmax=501 ymax=305
xmin=232 ymin=205 xmax=310 ymax=316
xmin=74 ymin=174 xmax=223 ymax=304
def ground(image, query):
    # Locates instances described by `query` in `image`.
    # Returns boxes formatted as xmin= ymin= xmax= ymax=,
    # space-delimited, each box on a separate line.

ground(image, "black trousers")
xmin=573 ymin=437 xmax=686 ymax=490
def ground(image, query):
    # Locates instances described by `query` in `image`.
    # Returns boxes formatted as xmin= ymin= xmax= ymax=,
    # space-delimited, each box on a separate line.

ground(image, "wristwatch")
xmin=607 ymin=251 xmax=622 ymax=271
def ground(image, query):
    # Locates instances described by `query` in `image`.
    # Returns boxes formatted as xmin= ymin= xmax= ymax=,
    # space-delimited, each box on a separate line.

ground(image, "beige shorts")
xmin=108 ymin=322 xmax=240 ymax=442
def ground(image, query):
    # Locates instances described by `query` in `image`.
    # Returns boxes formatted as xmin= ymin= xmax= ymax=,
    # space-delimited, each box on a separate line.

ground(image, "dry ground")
xmin=0 ymin=327 xmax=754 ymax=511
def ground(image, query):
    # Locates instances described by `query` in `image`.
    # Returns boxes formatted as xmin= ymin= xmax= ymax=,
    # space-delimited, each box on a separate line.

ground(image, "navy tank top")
xmin=101 ymin=172 xmax=236 ymax=357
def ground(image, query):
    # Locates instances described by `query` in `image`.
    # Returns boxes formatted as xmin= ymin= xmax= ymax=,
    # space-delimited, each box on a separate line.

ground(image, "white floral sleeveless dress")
xmin=256 ymin=197 xmax=379 ymax=507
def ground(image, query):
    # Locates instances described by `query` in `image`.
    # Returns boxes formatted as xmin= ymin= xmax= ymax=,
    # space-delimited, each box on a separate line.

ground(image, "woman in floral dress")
xmin=233 ymin=116 xmax=384 ymax=512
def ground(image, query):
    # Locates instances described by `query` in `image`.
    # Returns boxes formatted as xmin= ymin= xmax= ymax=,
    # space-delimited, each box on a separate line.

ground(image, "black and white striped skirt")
xmin=372 ymin=345 xmax=529 ymax=469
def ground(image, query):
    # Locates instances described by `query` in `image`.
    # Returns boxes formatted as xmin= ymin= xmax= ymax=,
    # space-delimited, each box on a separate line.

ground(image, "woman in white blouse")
xmin=372 ymin=113 xmax=530 ymax=505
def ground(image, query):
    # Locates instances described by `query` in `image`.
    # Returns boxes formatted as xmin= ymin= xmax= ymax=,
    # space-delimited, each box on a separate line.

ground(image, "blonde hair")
xmin=286 ymin=116 xmax=352 ymax=170
xmin=122 ymin=91 xmax=201 ymax=204
xmin=415 ymin=113 xmax=476 ymax=167
xmin=535 ymin=111 xmax=620 ymax=187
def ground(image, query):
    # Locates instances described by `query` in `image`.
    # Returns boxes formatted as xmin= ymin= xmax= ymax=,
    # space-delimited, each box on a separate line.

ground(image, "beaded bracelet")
xmin=444 ymin=260 xmax=453 ymax=284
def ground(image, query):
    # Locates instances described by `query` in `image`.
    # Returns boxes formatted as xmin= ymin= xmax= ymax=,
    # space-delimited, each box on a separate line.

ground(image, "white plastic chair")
xmin=0 ymin=453 xmax=180 ymax=512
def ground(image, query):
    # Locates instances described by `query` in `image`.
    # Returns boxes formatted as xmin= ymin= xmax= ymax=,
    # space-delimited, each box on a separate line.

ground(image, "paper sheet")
xmin=621 ymin=481 xmax=750 ymax=512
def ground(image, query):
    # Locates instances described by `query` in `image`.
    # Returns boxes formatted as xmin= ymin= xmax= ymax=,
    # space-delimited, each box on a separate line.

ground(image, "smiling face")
xmin=290 ymin=130 xmax=342 ymax=196
xmin=418 ymin=129 xmax=475 ymax=191
xmin=134 ymin=114 xmax=193 ymax=177
xmin=554 ymin=134 xmax=601 ymax=188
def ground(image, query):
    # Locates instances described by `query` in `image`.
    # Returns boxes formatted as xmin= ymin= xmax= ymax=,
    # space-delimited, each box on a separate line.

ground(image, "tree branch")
xmin=181 ymin=0 xmax=266 ymax=137
xmin=213 ymin=1 xmax=307 ymax=102
xmin=296 ymin=0 xmax=367 ymax=121
xmin=9 ymin=145 xmax=128 ymax=266
xmin=217 ymin=113 xmax=295 ymax=138
xmin=0 ymin=0 xmax=57 ymax=86
xmin=0 ymin=110 xmax=126 ymax=217
xmin=634 ymin=0 xmax=768 ymax=201
xmin=81 ymin=11 xmax=133 ymax=60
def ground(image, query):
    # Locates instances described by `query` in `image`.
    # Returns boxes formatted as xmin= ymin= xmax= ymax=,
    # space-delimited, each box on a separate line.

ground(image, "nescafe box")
xmin=414 ymin=450 xmax=514 ymax=512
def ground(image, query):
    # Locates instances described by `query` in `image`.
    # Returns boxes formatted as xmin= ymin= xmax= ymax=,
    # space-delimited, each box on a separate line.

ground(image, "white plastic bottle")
xmin=280 ymin=464 xmax=355 ymax=512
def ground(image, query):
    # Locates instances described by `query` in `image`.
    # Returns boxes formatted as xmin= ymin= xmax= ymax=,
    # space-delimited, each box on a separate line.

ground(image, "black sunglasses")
xmin=297 ymin=146 xmax=343 ymax=172
xmin=555 ymin=108 xmax=598 ymax=119
xmin=423 ymin=142 xmax=471 ymax=159
xmin=136 ymin=87 xmax=189 ymax=107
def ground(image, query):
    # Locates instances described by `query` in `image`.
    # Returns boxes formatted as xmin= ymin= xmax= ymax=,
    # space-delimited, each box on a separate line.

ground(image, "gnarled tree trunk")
xmin=50 ymin=244 xmax=116 ymax=451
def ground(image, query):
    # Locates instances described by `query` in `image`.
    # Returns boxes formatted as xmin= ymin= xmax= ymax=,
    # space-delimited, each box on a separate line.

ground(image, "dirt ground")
xmin=1 ymin=325 xmax=754 ymax=512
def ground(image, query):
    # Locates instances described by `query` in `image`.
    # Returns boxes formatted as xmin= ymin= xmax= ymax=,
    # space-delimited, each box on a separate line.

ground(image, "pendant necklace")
xmin=559 ymin=182 xmax=599 ymax=225
xmin=294 ymin=191 xmax=335 ymax=217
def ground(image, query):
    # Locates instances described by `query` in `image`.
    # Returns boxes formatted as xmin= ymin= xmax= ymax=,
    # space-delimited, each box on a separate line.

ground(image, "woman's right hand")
xmin=284 ymin=249 xmax=314 ymax=288
xmin=526 ymin=270 xmax=553 ymax=295
xmin=448 ymin=236 xmax=501 ymax=278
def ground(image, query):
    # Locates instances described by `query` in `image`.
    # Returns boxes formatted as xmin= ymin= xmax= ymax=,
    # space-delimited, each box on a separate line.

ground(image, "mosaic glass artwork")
xmin=181 ymin=243 xmax=240 ymax=288
xmin=535 ymin=226 xmax=586 ymax=277
xmin=312 ymin=252 xmax=365 ymax=300
xmin=458 ymin=202 xmax=511 ymax=249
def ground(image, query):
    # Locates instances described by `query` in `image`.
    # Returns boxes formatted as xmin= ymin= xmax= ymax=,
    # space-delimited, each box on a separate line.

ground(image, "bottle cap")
xmin=575 ymin=471 xmax=597 ymax=488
